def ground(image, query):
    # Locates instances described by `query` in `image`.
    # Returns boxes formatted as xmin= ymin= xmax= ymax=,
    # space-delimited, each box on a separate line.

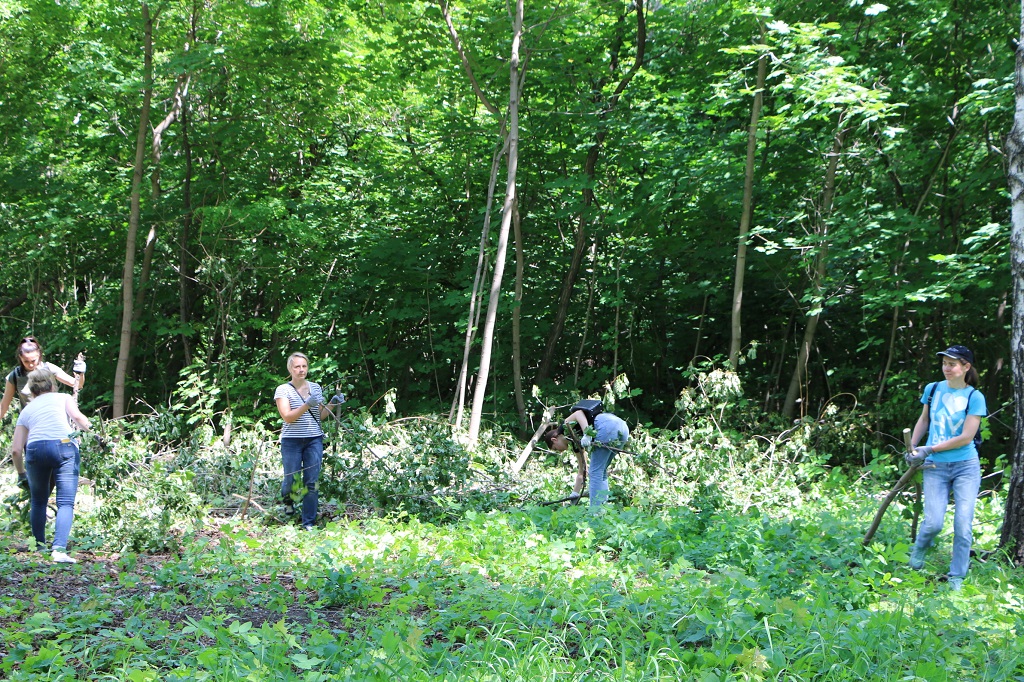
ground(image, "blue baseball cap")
xmin=937 ymin=345 xmax=974 ymax=364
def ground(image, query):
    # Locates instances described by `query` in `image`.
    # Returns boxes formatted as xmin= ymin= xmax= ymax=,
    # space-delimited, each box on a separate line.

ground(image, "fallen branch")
xmin=540 ymin=492 xmax=588 ymax=507
xmin=512 ymin=404 xmax=555 ymax=475
xmin=863 ymin=428 xmax=916 ymax=546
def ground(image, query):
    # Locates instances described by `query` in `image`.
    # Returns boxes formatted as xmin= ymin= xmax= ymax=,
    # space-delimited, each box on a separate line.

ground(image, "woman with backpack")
xmin=906 ymin=344 xmax=987 ymax=590
xmin=542 ymin=401 xmax=629 ymax=508
xmin=1 ymin=337 xmax=85 ymax=489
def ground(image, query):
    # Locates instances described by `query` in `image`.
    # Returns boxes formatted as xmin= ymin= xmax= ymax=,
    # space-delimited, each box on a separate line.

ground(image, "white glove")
xmin=73 ymin=358 xmax=86 ymax=373
xmin=581 ymin=435 xmax=593 ymax=449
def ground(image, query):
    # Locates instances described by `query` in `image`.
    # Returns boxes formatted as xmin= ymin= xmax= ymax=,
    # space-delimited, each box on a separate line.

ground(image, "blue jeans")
xmin=913 ymin=457 xmax=981 ymax=578
xmin=281 ymin=437 xmax=323 ymax=526
xmin=590 ymin=414 xmax=630 ymax=508
xmin=589 ymin=447 xmax=617 ymax=507
xmin=24 ymin=439 xmax=80 ymax=551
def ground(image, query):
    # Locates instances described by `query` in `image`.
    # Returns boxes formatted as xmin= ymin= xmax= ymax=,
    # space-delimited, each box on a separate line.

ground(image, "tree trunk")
xmin=512 ymin=198 xmax=528 ymax=435
xmin=438 ymin=0 xmax=511 ymax=429
xmin=1000 ymin=3 xmax=1024 ymax=564
xmin=533 ymin=0 xmax=646 ymax=386
xmin=450 ymin=133 xmax=507 ymax=427
xmin=729 ymin=33 xmax=767 ymax=371
xmin=875 ymin=116 xmax=958 ymax=404
xmin=467 ymin=0 xmax=523 ymax=443
xmin=113 ymin=3 xmax=155 ymax=418
xmin=129 ymin=224 xmax=157 ymax=372
xmin=782 ymin=115 xmax=847 ymax=420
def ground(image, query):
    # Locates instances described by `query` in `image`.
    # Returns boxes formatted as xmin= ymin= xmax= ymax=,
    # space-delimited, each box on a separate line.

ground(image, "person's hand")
xmin=329 ymin=392 xmax=346 ymax=405
xmin=17 ymin=472 xmax=28 ymax=490
xmin=73 ymin=358 xmax=86 ymax=374
xmin=905 ymin=446 xmax=932 ymax=466
xmin=304 ymin=393 xmax=322 ymax=409
xmin=580 ymin=435 xmax=593 ymax=449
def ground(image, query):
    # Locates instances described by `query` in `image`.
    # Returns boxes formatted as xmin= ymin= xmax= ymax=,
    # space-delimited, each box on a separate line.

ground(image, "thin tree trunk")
xmin=512 ymin=198 xmax=528 ymax=435
xmin=782 ymin=115 xmax=847 ymax=420
xmin=1000 ymin=1 xmax=1024 ymax=564
xmin=439 ymin=0 xmax=501 ymax=427
xmin=534 ymin=0 xmax=646 ymax=386
xmin=574 ymin=243 xmax=597 ymax=386
xmin=875 ymin=115 xmax=959 ymax=403
xmin=113 ymin=3 xmax=156 ymax=418
xmin=467 ymin=0 xmax=523 ymax=443
xmin=451 ymin=133 xmax=508 ymax=427
xmin=131 ymin=74 xmax=186 ymax=369
xmin=129 ymin=225 xmax=157 ymax=361
xmin=729 ymin=32 xmax=767 ymax=371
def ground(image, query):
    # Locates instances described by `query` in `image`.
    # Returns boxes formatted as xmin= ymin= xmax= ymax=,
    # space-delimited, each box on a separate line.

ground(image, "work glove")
xmin=904 ymin=446 xmax=932 ymax=467
xmin=580 ymin=435 xmax=593 ymax=449
xmin=304 ymin=393 xmax=322 ymax=409
xmin=73 ymin=358 xmax=86 ymax=373
xmin=329 ymin=392 xmax=346 ymax=405
xmin=17 ymin=472 xmax=29 ymax=490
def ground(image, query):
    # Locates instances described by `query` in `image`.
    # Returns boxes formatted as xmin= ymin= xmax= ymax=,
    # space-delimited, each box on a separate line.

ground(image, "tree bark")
xmin=533 ymin=0 xmax=646 ymax=386
xmin=450 ymin=132 xmax=507 ymax=428
xmin=729 ymin=32 xmax=767 ymax=371
xmin=113 ymin=3 xmax=156 ymax=418
xmin=438 ymin=0 xmax=511 ymax=429
xmin=782 ymin=114 xmax=848 ymax=420
xmin=467 ymin=0 xmax=523 ymax=443
xmin=1000 ymin=1 xmax=1024 ymax=564
xmin=511 ymin=198 xmax=528 ymax=435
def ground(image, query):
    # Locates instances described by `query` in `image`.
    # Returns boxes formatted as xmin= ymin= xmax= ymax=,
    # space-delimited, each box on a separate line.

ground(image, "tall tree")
xmin=729 ymin=24 xmax=768 ymax=371
xmin=1001 ymin=0 xmax=1024 ymax=564
xmin=113 ymin=3 xmax=157 ymax=418
xmin=467 ymin=0 xmax=523 ymax=443
xmin=533 ymin=0 xmax=647 ymax=387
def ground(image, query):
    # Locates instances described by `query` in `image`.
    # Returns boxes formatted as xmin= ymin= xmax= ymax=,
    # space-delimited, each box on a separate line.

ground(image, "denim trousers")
xmin=589 ymin=414 xmax=630 ymax=508
xmin=281 ymin=436 xmax=323 ymax=526
xmin=24 ymin=439 xmax=80 ymax=551
xmin=913 ymin=457 xmax=981 ymax=578
xmin=588 ymin=446 xmax=617 ymax=507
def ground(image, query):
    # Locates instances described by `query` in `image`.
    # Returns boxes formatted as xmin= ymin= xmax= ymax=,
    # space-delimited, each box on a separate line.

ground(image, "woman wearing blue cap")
xmin=905 ymin=344 xmax=986 ymax=590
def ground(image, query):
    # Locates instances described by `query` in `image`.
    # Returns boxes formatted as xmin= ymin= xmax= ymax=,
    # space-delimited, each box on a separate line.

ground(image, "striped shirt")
xmin=275 ymin=382 xmax=325 ymax=439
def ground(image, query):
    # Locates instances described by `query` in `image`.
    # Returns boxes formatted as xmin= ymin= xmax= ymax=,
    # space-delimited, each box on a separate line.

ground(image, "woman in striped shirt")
xmin=274 ymin=352 xmax=342 ymax=530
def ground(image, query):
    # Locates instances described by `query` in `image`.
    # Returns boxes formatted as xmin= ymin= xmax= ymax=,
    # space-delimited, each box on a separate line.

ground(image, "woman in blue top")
xmin=907 ymin=345 xmax=987 ymax=590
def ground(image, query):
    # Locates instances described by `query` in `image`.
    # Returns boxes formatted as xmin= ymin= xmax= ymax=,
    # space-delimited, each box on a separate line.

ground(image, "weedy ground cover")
xmin=0 ymin=393 xmax=1022 ymax=680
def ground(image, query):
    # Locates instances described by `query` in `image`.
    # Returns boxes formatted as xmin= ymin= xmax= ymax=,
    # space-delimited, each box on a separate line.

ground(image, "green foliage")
xmin=321 ymin=408 xmax=503 ymax=518
xmin=1 ymin=408 xmax=1022 ymax=679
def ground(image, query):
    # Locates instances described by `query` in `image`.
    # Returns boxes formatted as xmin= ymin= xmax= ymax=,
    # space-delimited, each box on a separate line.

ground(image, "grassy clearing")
xmin=1 ymin=461 xmax=1021 ymax=681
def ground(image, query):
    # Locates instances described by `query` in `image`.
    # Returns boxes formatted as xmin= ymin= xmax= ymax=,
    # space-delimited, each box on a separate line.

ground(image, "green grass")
xmin=2 ymin=473 xmax=1022 ymax=681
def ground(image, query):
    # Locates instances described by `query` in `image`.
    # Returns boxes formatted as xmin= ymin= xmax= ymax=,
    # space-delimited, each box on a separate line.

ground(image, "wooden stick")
xmin=512 ymin=405 xmax=555 ymax=475
xmin=863 ymin=428 xmax=916 ymax=545
xmin=540 ymin=492 xmax=588 ymax=507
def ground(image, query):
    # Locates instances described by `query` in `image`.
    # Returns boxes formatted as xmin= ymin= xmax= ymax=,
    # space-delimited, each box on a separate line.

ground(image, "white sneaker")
xmin=52 ymin=550 xmax=77 ymax=564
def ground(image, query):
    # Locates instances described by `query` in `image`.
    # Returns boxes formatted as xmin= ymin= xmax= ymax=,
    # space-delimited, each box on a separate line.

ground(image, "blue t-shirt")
xmin=921 ymin=381 xmax=987 ymax=462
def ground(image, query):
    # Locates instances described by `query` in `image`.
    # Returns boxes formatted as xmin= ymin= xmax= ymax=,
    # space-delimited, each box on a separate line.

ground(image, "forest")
xmin=2 ymin=0 xmax=1024 ymax=679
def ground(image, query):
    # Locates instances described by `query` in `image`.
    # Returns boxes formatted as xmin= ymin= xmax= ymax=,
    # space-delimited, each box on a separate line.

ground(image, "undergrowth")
xmin=0 ymin=369 xmax=1021 ymax=680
